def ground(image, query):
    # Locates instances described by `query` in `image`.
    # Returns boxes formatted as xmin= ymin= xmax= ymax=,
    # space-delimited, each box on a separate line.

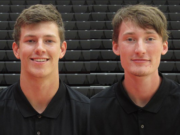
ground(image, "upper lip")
xmin=30 ymin=58 xmax=49 ymax=61
xmin=131 ymin=59 xmax=150 ymax=61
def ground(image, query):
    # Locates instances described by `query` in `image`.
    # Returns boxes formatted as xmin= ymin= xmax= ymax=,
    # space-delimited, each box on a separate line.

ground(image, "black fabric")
xmin=0 ymin=80 xmax=90 ymax=135
xmin=90 ymin=73 xmax=180 ymax=135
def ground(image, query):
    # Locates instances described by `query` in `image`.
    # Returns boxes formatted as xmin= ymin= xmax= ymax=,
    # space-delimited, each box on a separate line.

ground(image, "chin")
xmin=30 ymin=71 xmax=48 ymax=78
xmin=131 ymin=70 xmax=150 ymax=77
xmin=32 ymin=74 xmax=46 ymax=78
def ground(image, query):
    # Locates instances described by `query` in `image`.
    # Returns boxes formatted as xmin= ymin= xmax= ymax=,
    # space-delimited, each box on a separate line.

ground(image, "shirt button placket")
xmin=138 ymin=109 xmax=145 ymax=135
xmin=35 ymin=115 xmax=43 ymax=135
xmin=37 ymin=115 xmax=42 ymax=119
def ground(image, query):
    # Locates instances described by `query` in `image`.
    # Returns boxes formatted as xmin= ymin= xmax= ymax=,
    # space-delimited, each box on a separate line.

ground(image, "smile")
xmin=30 ymin=58 xmax=49 ymax=62
xmin=131 ymin=59 xmax=150 ymax=63
xmin=133 ymin=59 xmax=149 ymax=61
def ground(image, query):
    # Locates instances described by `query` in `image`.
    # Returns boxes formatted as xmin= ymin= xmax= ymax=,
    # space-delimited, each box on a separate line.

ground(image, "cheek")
xmin=119 ymin=45 xmax=124 ymax=56
xmin=50 ymin=50 xmax=61 ymax=60
xmin=119 ymin=46 xmax=132 ymax=59
xmin=149 ymin=47 xmax=162 ymax=57
xmin=19 ymin=48 xmax=31 ymax=59
xmin=119 ymin=51 xmax=129 ymax=67
xmin=149 ymin=49 xmax=162 ymax=67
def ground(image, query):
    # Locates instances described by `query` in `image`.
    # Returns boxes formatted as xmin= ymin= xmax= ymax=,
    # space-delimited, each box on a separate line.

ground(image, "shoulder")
xmin=64 ymin=83 xmax=90 ymax=104
xmin=90 ymin=83 xmax=118 ymax=111
xmin=0 ymin=83 xmax=17 ymax=101
xmin=163 ymin=75 xmax=180 ymax=89
xmin=91 ymin=82 xmax=118 ymax=101
xmin=64 ymin=84 xmax=90 ymax=119
xmin=164 ymin=76 xmax=180 ymax=95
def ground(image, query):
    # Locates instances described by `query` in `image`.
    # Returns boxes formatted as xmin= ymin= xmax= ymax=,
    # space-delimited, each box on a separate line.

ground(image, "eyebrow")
xmin=122 ymin=31 xmax=157 ymax=36
xmin=24 ymin=34 xmax=57 ymax=38
xmin=122 ymin=32 xmax=134 ymax=36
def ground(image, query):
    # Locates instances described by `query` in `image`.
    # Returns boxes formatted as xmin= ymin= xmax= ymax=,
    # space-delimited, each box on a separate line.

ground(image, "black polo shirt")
xmin=91 ymin=74 xmax=180 ymax=135
xmin=0 ymin=80 xmax=89 ymax=135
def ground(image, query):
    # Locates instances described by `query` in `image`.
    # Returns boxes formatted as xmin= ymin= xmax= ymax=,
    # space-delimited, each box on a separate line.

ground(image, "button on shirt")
xmin=0 ymin=80 xmax=90 ymax=135
xmin=37 ymin=131 xmax=41 ymax=135
xmin=91 ymin=73 xmax=180 ymax=135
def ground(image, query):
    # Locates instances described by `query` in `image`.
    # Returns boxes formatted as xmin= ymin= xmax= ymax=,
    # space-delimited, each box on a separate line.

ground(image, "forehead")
xmin=20 ymin=21 xmax=59 ymax=37
xmin=119 ymin=20 xmax=159 ymax=37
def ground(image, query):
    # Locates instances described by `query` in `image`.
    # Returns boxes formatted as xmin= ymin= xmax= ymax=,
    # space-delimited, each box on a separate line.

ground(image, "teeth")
xmin=34 ymin=59 xmax=47 ymax=62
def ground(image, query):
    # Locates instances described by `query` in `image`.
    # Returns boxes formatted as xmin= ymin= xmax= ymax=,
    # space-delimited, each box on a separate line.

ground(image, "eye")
xmin=126 ymin=38 xmax=135 ymax=42
xmin=146 ymin=37 xmax=154 ymax=41
xmin=45 ymin=40 xmax=54 ymax=43
xmin=26 ymin=40 xmax=35 ymax=43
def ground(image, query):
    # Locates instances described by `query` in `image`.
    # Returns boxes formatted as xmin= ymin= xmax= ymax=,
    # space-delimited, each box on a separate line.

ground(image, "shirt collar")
xmin=115 ymin=73 xmax=170 ymax=114
xmin=14 ymin=80 xmax=66 ymax=118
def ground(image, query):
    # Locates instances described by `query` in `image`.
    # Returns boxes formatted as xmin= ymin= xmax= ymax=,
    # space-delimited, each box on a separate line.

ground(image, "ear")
xmin=12 ymin=42 xmax=20 ymax=59
xmin=161 ymin=41 xmax=168 ymax=55
xmin=112 ymin=41 xmax=120 ymax=56
xmin=59 ymin=41 xmax=67 ymax=59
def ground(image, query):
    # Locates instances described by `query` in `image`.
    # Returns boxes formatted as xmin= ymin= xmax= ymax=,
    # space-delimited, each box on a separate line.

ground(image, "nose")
xmin=134 ymin=40 xmax=146 ymax=56
xmin=35 ymin=40 xmax=46 ymax=55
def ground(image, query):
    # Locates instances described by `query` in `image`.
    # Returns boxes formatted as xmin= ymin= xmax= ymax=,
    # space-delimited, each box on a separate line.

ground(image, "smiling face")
xmin=12 ymin=21 xmax=67 ymax=79
xmin=113 ymin=21 xmax=168 ymax=77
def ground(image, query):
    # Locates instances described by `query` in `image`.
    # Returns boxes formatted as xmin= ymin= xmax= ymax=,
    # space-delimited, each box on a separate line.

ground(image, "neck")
xmin=20 ymin=74 xmax=59 ymax=114
xmin=123 ymin=71 xmax=161 ymax=107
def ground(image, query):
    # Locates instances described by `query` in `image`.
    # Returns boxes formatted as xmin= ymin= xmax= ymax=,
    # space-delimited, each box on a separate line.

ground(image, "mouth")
xmin=131 ymin=59 xmax=150 ymax=62
xmin=133 ymin=59 xmax=148 ymax=61
xmin=30 ymin=58 xmax=49 ymax=62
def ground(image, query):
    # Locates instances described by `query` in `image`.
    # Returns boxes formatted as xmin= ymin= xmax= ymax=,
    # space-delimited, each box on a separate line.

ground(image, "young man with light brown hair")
xmin=0 ymin=4 xmax=89 ymax=135
xmin=91 ymin=4 xmax=180 ymax=135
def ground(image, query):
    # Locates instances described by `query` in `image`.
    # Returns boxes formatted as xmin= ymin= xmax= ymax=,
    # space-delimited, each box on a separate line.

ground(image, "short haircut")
xmin=112 ymin=4 xmax=169 ymax=43
xmin=13 ymin=4 xmax=65 ymax=46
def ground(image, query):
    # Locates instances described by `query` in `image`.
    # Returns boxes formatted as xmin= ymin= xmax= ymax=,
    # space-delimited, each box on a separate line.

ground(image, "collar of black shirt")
xmin=13 ymin=79 xmax=66 ymax=118
xmin=115 ymin=72 xmax=170 ymax=114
